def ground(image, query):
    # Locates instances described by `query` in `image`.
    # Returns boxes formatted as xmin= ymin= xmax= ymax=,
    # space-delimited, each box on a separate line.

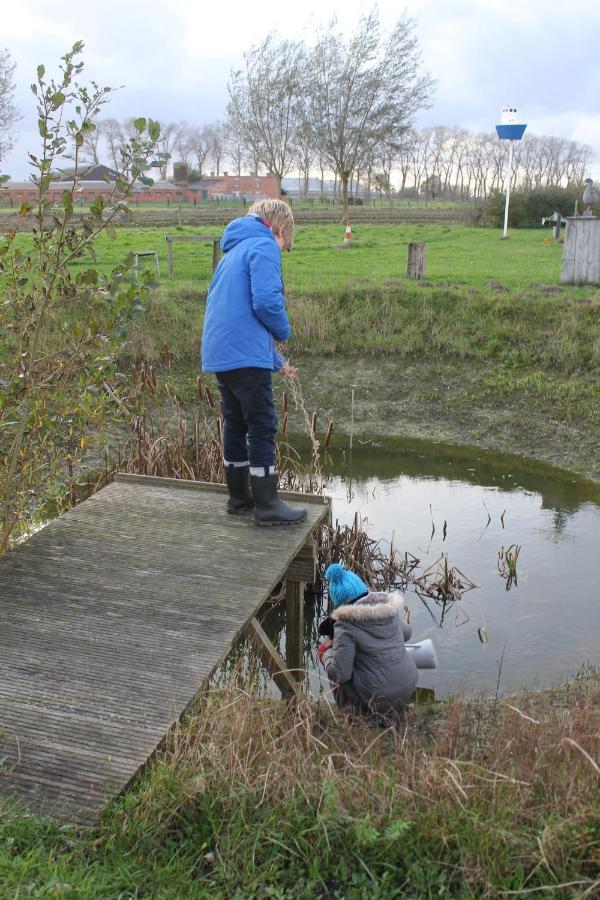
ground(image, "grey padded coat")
xmin=322 ymin=591 xmax=418 ymax=713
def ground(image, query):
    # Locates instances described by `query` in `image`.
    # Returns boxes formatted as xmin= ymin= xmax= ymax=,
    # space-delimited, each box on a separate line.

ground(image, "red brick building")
xmin=0 ymin=165 xmax=280 ymax=207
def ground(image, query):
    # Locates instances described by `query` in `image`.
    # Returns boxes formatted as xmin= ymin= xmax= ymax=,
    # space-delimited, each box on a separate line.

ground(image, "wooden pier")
xmin=0 ymin=474 xmax=328 ymax=824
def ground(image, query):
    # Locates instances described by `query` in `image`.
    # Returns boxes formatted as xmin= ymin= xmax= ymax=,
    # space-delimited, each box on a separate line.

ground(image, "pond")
xmin=251 ymin=435 xmax=600 ymax=700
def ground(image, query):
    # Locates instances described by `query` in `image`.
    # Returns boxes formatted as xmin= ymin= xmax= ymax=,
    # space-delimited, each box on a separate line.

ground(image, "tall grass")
xmin=2 ymin=670 xmax=598 ymax=896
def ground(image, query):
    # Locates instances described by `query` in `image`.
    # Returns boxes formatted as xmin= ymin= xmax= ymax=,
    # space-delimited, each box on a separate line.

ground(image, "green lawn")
xmin=7 ymin=223 xmax=569 ymax=294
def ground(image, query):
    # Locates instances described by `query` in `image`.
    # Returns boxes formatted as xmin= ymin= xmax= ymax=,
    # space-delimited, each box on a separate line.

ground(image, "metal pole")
xmin=349 ymin=386 xmax=355 ymax=450
xmin=502 ymin=140 xmax=514 ymax=239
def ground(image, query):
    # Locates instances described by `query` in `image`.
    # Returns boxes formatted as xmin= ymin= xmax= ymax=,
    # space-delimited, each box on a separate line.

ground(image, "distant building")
xmin=0 ymin=168 xmax=280 ymax=206
xmin=281 ymin=176 xmax=371 ymax=200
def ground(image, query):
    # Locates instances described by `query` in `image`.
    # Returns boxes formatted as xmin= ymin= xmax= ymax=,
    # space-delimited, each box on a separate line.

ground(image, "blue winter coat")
xmin=201 ymin=215 xmax=290 ymax=372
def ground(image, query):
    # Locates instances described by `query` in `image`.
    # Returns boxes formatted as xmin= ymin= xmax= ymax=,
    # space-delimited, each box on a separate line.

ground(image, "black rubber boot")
xmin=225 ymin=465 xmax=254 ymax=514
xmin=250 ymin=474 xmax=307 ymax=526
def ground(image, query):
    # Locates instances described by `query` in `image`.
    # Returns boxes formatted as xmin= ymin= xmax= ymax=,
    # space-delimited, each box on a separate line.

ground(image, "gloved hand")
xmin=317 ymin=639 xmax=332 ymax=664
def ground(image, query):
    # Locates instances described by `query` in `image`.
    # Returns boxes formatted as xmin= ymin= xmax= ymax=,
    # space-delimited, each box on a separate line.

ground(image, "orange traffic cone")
xmin=344 ymin=222 xmax=352 ymax=242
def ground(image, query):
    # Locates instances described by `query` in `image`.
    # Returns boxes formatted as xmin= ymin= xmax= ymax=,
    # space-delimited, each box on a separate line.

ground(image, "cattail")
xmin=311 ymin=412 xmax=317 ymax=437
xmin=282 ymin=411 xmax=288 ymax=436
xmin=324 ymin=420 xmax=333 ymax=447
xmin=205 ymin=386 xmax=215 ymax=408
xmin=282 ymin=391 xmax=288 ymax=416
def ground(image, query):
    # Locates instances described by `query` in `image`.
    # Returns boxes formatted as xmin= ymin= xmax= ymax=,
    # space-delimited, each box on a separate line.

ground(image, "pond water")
xmin=253 ymin=435 xmax=600 ymax=700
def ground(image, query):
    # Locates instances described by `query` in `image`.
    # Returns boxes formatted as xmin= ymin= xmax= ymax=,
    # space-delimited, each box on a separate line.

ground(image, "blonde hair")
xmin=248 ymin=198 xmax=294 ymax=250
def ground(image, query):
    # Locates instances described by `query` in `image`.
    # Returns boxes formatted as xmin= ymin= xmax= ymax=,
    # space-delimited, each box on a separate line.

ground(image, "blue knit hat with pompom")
xmin=324 ymin=563 xmax=369 ymax=607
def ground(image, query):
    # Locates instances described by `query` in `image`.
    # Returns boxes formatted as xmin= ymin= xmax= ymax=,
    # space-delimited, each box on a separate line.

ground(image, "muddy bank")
xmin=281 ymin=356 xmax=600 ymax=483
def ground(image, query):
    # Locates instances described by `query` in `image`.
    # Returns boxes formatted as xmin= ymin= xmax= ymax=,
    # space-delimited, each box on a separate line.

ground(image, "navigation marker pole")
xmin=495 ymin=106 xmax=527 ymax=240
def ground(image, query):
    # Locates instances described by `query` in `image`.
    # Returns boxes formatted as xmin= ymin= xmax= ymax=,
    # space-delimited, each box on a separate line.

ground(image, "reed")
xmin=498 ymin=544 xmax=521 ymax=590
xmin=92 ymin=666 xmax=600 ymax=897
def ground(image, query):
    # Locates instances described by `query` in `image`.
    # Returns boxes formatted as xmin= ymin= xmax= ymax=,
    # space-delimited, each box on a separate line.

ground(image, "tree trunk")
xmin=341 ymin=172 xmax=350 ymax=224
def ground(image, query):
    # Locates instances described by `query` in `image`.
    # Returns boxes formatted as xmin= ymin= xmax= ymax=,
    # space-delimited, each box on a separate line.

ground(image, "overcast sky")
xmin=2 ymin=0 xmax=599 ymax=180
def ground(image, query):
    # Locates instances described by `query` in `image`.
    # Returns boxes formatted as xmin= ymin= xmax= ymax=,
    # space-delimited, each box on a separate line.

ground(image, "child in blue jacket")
xmin=201 ymin=199 xmax=306 ymax=526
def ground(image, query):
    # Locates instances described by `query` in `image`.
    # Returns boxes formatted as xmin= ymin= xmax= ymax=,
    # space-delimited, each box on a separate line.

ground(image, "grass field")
xmin=55 ymin=222 xmax=570 ymax=293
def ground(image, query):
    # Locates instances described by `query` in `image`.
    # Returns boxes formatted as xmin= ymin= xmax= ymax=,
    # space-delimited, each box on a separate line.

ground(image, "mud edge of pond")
xmin=279 ymin=355 xmax=600 ymax=485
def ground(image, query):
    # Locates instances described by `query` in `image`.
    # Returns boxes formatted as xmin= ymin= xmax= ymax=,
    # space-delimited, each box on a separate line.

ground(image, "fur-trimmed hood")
xmin=331 ymin=590 xmax=405 ymax=625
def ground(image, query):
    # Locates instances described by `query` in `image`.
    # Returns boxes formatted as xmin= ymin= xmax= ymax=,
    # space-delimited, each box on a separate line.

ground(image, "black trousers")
xmin=216 ymin=367 xmax=277 ymax=468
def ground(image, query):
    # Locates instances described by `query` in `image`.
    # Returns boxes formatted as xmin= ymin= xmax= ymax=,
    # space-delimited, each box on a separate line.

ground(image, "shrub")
xmin=487 ymin=186 xmax=580 ymax=228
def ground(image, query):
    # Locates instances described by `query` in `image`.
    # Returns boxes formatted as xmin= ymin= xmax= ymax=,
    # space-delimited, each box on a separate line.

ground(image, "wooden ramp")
xmin=0 ymin=474 xmax=328 ymax=824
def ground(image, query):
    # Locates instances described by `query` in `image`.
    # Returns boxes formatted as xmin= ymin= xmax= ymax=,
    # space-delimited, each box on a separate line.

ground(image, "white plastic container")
xmin=405 ymin=639 xmax=438 ymax=669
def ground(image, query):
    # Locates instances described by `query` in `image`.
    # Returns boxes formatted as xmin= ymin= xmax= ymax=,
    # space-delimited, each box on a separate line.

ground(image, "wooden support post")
xmin=286 ymin=580 xmax=305 ymax=682
xmin=407 ymin=242 xmax=426 ymax=280
xmin=212 ymin=240 xmax=221 ymax=272
xmin=167 ymin=239 xmax=174 ymax=279
xmin=245 ymin=617 xmax=301 ymax=699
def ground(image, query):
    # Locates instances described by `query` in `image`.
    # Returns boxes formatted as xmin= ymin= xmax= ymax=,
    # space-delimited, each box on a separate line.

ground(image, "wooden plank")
xmin=0 ymin=476 xmax=327 ymax=822
xmin=245 ymin=617 xmax=301 ymax=699
xmin=115 ymin=472 xmax=330 ymax=505
xmin=165 ymin=235 xmax=220 ymax=242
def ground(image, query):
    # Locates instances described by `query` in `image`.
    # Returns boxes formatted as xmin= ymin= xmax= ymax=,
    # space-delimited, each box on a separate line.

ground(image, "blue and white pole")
xmin=496 ymin=107 xmax=527 ymax=239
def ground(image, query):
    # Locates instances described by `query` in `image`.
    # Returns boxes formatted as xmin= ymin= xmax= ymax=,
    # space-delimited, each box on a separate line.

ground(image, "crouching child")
xmin=318 ymin=563 xmax=418 ymax=717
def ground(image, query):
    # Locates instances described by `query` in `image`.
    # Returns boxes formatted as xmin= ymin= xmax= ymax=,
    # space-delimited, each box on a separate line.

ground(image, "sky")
xmin=2 ymin=0 xmax=600 ymax=180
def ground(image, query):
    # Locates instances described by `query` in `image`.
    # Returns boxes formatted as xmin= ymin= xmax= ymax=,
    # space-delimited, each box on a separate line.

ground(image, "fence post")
xmin=167 ymin=238 xmax=173 ymax=279
xmin=212 ymin=240 xmax=221 ymax=272
xmin=407 ymin=242 xmax=426 ymax=280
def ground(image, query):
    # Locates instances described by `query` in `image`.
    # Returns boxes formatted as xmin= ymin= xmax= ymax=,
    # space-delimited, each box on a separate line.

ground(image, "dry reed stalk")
xmin=117 ymin=666 xmax=600 ymax=894
xmin=414 ymin=553 xmax=477 ymax=603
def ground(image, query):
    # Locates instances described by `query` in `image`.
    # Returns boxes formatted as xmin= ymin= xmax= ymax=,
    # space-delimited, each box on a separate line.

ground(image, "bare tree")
xmin=0 ymin=49 xmax=21 ymax=166
xmin=155 ymin=122 xmax=178 ymax=179
xmin=80 ymin=125 xmax=102 ymax=166
xmin=307 ymin=9 xmax=434 ymax=222
xmin=206 ymin=121 xmax=226 ymax=175
xmin=225 ymin=122 xmax=246 ymax=177
xmin=397 ymin=133 xmax=415 ymax=194
xmin=99 ymin=118 xmax=125 ymax=171
xmin=227 ymin=33 xmax=305 ymax=192
xmin=173 ymin=121 xmax=194 ymax=166
xmin=295 ymin=112 xmax=315 ymax=200
xmin=190 ymin=124 xmax=211 ymax=178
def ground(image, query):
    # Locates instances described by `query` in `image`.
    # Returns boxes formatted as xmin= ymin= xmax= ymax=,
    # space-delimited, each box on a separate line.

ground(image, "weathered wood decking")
xmin=0 ymin=474 xmax=328 ymax=824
